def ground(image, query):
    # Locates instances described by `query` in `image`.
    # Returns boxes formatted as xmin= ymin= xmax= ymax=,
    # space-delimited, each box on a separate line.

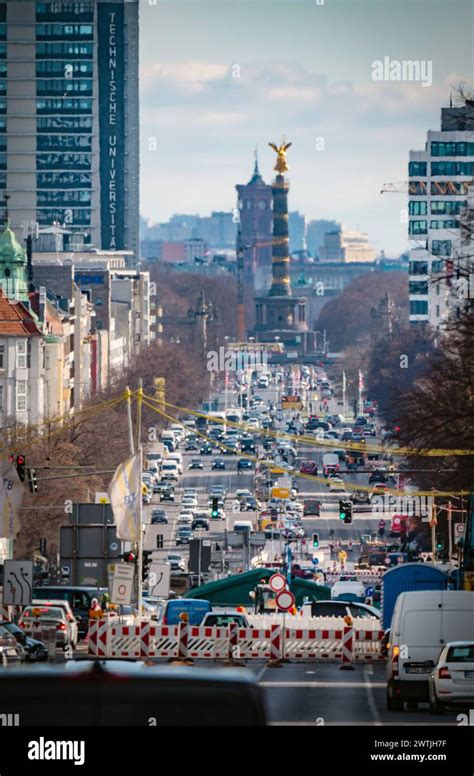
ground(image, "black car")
xmin=212 ymin=458 xmax=226 ymax=470
xmin=1 ymin=621 xmax=48 ymax=662
xmin=189 ymin=458 xmax=204 ymax=470
xmin=200 ymin=445 xmax=213 ymax=455
xmin=192 ymin=517 xmax=209 ymax=531
xmin=237 ymin=458 xmax=253 ymax=470
xmin=151 ymin=510 xmax=168 ymax=525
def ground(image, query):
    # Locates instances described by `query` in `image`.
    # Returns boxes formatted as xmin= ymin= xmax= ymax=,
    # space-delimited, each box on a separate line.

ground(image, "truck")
xmin=381 ymin=562 xmax=449 ymax=630
xmin=322 ymin=453 xmax=339 ymax=477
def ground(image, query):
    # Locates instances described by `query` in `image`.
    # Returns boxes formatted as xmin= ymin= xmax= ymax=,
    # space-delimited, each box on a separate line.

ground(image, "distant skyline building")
xmin=408 ymin=100 xmax=474 ymax=326
xmin=288 ymin=210 xmax=306 ymax=254
xmin=306 ymin=219 xmax=340 ymax=257
xmin=4 ymin=1 xmax=139 ymax=261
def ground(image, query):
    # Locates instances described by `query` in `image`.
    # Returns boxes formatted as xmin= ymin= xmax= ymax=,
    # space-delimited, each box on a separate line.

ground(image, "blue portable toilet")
xmin=381 ymin=563 xmax=449 ymax=629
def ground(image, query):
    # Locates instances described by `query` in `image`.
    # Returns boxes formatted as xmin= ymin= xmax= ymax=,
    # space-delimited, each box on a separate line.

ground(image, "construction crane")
xmin=380 ymin=181 xmax=408 ymax=194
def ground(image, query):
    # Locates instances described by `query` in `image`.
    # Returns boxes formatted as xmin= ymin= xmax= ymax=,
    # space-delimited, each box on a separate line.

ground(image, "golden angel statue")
xmin=268 ymin=139 xmax=292 ymax=173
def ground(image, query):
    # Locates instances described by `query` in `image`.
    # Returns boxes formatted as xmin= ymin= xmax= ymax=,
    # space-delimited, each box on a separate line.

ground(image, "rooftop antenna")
xmin=3 ymin=193 xmax=9 ymax=225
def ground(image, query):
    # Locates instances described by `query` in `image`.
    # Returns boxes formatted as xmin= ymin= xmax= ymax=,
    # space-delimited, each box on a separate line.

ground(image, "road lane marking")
xmin=364 ymin=664 xmax=382 ymax=725
xmin=256 ymin=665 xmax=268 ymax=683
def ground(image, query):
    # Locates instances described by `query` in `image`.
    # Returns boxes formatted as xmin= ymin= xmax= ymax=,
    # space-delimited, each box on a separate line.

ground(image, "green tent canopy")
xmin=183 ymin=568 xmax=330 ymax=607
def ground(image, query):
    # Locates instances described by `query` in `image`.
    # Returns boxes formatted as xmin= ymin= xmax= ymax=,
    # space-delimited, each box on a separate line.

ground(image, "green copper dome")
xmin=0 ymin=221 xmax=29 ymax=302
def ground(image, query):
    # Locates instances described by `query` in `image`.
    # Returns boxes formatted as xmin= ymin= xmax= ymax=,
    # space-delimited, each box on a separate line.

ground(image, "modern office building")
xmin=408 ymin=101 xmax=474 ymax=325
xmin=4 ymin=0 xmax=139 ymax=262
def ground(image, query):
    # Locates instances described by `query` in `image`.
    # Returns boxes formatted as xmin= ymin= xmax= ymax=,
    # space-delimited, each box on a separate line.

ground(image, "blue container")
xmin=381 ymin=563 xmax=448 ymax=629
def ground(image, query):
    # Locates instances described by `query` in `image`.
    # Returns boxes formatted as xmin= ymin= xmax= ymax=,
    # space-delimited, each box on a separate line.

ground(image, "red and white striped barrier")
xmin=87 ymin=619 xmax=109 ymax=657
xmin=283 ymin=628 xmax=344 ymax=660
xmin=341 ymin=625 xmax=354 ymax=666
xmin=109 ymin=623 xmax=141 ymax=658
xmin=85 ymin=618 xmax=385 ymax=662
xmin=140 ymin=622 xmax=179 ymax=659
xmin=234 ymin=628 xmax=272 ymax=659
xmin=186 ymin=626 xmax=229 ymax=659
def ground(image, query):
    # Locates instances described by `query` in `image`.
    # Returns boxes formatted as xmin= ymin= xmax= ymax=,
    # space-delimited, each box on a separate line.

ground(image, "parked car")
xmin=0 ymin=620 xmax=48 ymax=662
xmin=0 ymin=623 xmax=24 ymax=664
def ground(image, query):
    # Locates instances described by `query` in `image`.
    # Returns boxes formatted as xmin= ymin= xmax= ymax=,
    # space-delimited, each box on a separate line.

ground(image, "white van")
xmin=170 ymin=424 xmax=185 ymax=443
xmin=166 ymin=452 xmax=183 ymax=474
xmin=161 ymin=431 xmax=176 ymax=451
xmin=387 ymin=591 xmax=474 ymax=711
xmin=233 ymin=520 xmax=253 ymax=534
xmin=161 ymin=461 xmax=179 ymax=481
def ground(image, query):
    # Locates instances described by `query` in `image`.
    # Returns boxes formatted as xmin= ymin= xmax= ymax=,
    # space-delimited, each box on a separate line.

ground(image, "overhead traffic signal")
xmin=339 ymin=500 xmax=353 ymax=524
xmin=211 ymin=497 xmax=219 ymax=519
xmin=436 ymin=537 xmax=444 ymax=552
xmin=15 ymin=454 xmax=26 ymax=482
xmin=142 ymin=550 xmax=153 ymax=582
xmin=312 ymin=532 xmax=320 ymax=549
xmin=28 ymin=468 xmax=38 ymax=493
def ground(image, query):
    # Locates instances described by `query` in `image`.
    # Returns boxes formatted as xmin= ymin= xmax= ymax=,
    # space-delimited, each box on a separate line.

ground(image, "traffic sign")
xmin=338 ymin=551 xmax=347 ymax=562
xmin=312 ymin=557 xmax=319 ymax=565
xmin=2 ymin=560 xmax=34 ymax=606
xmin=269 ymin=573 xmax=286 ymax=593
xmin=272 ymin=487 xmax=290 ymax=499
xmin=276 ymin=590 xmax=295 ymax=611
xmin=148 ymin=562 xmax=171 ymax=598
xmin=366 ymin=586 xmax=375 ymax=597
xmin=455 ymin=523 xmax=465 ymax=537
xmin=111 ymin=564 xmax=134 ymax=605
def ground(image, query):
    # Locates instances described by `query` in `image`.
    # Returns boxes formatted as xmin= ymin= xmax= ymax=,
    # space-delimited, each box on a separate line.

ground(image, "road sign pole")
xmin=447 ymin=501 xmax=452 ymax=573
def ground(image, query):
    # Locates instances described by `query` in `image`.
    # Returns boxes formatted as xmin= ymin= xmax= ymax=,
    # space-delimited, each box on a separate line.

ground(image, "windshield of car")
xmin=203 ymin=614 xmax=247 ymax=626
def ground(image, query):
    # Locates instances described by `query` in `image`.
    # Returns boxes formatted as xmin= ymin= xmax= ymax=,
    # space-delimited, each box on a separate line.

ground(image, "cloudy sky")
xmin=139 ymin=0 xmax=473 ymax=255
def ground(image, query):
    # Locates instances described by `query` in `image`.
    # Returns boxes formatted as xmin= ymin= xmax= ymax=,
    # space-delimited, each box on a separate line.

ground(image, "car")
xmin=200 ymin=444 xmax=213 ymax=455
xmin=212 ymin=458 xmax=226 ymax=470
xmin=19 ymin=606 xmax=76 ymax=649
xmin=351 ymin=490 xmax=371 ymax=505
xmin=167 ymin=554 xmax=186 ymax=572
xmin=299 ymin=460 xmax=318 ymax=475
xmin=160 ymin=490 xmax=175 ymax=502
xmin=192 ymin=517 xmax=209 ymax=531
xmin=178 ymin=510 xmax=194 ymax=524
xmin=0 ymin=621 xmax=48 ymax=662
xmin=183 ymin=487 xmax=198 ymax=497
xmin=429 ymin=641 xmax=474 ymax=714
xmin=237 ymin=458 xmax=253 ymax=470
xmin=235 ymin=489 xmax=252 ymax=501
xmin=189 ymin=458 xmax=204 ymax=470
xmin=182 ymin=495 xmax=198 ymax=509
xmin=185 ymin=439 xmax=198 ymax=451
xmin=151 ymin=510 xmax=168 ymax=525
xmin=300 ymin=600 xmax=381 ymax=620
xmin=0 ymin=623 xmax=24 ymax=664
xmin=176 ymin=527 xmax=194 ymax=545
xmin=201 ymin=611 xmax=250 ymax=628
xmin=31 ymin=599 xmax=79 ymax=647
xmin=328 ymin=477 xmax=345 ymax=492
xmin=154 ymin=480 xmax=172 ymax=494
xmin=331 ymin=579 xmax=366 ymax=601
xmin=242 ymin=496 xmax=260 ymax=511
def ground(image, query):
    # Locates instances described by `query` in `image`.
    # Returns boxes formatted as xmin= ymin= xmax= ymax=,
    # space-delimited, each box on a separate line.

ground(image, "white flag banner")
xmin=358 ymin=370 xmax=364 ymax=391
xmin=0 ymin=457 xmax=24 ymax=538
xmin=108 ymin=451 xmax=141 ymax=542
xmin=342 ymin=371 xmax=346 ymax=393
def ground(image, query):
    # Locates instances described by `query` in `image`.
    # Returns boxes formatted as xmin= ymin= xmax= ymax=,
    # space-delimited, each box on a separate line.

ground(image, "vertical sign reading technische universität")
xmin=98 ymin=3 xmax=125 ymax=250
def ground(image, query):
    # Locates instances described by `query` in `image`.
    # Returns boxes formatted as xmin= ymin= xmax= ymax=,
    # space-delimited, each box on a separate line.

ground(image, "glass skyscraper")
xmin=5 ymin=1 xmax=139 ymax=261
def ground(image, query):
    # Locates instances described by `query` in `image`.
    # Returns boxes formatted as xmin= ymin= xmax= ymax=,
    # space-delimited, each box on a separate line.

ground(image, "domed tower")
xmin=0 ymin=221 xmax=29 ymax=303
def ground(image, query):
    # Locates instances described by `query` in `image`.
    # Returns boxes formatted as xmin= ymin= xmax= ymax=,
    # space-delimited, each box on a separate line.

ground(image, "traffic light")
xmin=211 ymin=497 xmax=219 ymax=519
xmin=339 ymin=500 xmax=353 ymax=524
xmin=28 ymin=468 xmax=38 ymax=493
xmin=156 ymin=534 xmax=164 ymax=549
xmin=312 ymin=532 xmax=320 ymax=549
xmin=121 ymin=551 xmax=136 ymax=563
xmin=15 ymin=454 xmax=26 ymax=482
xmin=436 ymin=537 xmax=444 ymax=552
xmin=142 ymin=550 xmax=153 ymax=582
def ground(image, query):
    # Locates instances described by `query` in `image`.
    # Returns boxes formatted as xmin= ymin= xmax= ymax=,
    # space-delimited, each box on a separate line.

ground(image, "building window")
xmin=408 ymin=220 xmax=427 ymax=236
xmin=410 ymin=300 xmax=428 ymax=316
xmin=431 ymin=240 xmax=452 ymax=257
xmin=0 ymin=343 xmax=3 ymax=368
xmin=432 ymin=260 xmax=444 ymax=273
xmin=429 ymin=220 xmax=459 ymax=230
xmin=431 ymin=161 xmax=474 ymax=177
xmin=431 ymin=200 xmax=467 ymax=215
xmin=409 ymin=260 xmax=429 ymax=276
xmin=37 ymin=134 xmax=92 ymax=151
xmin=16 ymin=380 xmax=27 ymax=412
xmin=298 ymin=304 xmax=305 ymax=322
xmin=409 ymin=281 xmax=428 ymax=295
xmin=408 ymin=201 xmax=427 ymax=216
xmin=16 ymin=341 xmax=27 ymax=369
xmin=431 ymin=141 xmax=474 ymax=157
xmin=436 ymin=305 xmax=440 ymax=317
xmin=36 ymin=152 xmax=91 ymax=170
xmin=0 ymin=384 xmax=3 ymax=411
xmin=409 ymin=162 xmax=427 ymax=177
xmin=431 ymin=181 xmax=469 ymax=196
